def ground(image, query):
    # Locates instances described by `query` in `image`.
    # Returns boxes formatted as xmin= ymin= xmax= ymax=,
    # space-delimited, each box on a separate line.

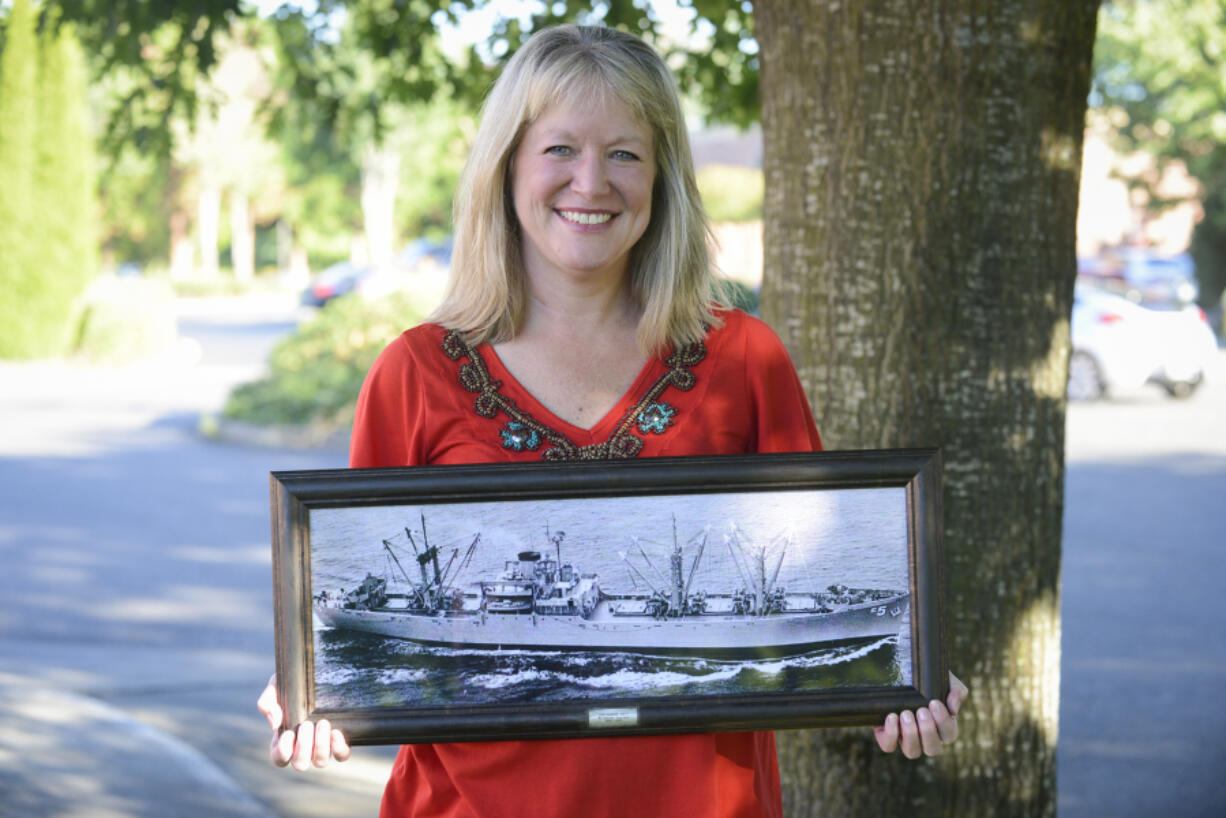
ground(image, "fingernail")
xmin=902 ymin=711 xmax=915 ymax=725
xmin=918 ymin=709 xmax=931 ymax=722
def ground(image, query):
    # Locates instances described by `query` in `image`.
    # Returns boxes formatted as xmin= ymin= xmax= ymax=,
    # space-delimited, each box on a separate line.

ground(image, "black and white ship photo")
xmin=309 ymin=487 xmax=912 ymax=712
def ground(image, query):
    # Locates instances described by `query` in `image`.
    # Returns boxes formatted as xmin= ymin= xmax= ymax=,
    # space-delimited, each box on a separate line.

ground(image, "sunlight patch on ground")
xmin=95 ymin=586 xmax=267 ymax=626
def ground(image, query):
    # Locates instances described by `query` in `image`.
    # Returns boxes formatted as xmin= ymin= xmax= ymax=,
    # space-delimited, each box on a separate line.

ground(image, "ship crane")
xmin=681 ymin=528 xmax=709 ymax=614
xmin=725 ymin=525 xmax=758 ymax=614
xmin=405 ymin=513 xmax=447 ymax=610
xmin=434 ymin=533 xmax=481 ymax=608
xmin=381 ymin=539 xmax=414 ymax=585
xmin=632 ymin=537 xmax=669 ymax=584
xmin=618 ymin=551 xmax=663 ymax=597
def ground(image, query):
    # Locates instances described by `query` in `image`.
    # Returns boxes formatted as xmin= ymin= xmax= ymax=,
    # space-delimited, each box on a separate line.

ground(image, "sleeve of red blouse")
xmin=742 ymin=316 xmax=823 ymax=454
xmin=349 ymin=333 xmax=426 ymax=469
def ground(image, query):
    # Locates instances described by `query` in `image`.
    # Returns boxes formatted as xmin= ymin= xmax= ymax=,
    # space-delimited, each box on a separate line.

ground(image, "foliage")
xmin=0 ymin=0 xmax=39 ymax=357
xmin=71 ymin=276 xmax=177 ymax=364
xmin=49 ymin=0 xmax=763 ymax=164
xmin=223 ymin=290 xmax=427 ymax=427
xmin=161 ymin=269 xmax=288 ymax=298
xmin=697 ymin=164 xmax=763 ymax=222
xmin=0 ymin=1 xmax=99 ymax=358
xmin=46 ymin=0 xmax=240 ymax=158
xmin=396 ymin=96 xmax=475 ymax=239
xmin=1094 ymin=0 xmax=1226 ymax=306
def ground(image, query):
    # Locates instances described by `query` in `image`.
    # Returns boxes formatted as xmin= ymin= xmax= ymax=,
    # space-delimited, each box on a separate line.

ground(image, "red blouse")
xmin=349 ymin=309 xmax=821 ymax=818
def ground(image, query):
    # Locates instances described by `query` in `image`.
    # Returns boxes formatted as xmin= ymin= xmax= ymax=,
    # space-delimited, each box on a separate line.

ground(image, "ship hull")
xmin=316 ymin=593 xmax=909 ymax=659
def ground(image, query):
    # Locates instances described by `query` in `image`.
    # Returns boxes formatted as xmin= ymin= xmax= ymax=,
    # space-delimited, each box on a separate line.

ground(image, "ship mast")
xmin=682 ymin=530 xmax=708 ymax=607
xmin=669 ymin=517 xmax=684 ymax=615
xmin=404 ymin=526 xmax=430 ymax=588
xmin=548 ymin=526 xmax=565 ymax=566
xmin=421 ymin=513 xmax=442 ymax=587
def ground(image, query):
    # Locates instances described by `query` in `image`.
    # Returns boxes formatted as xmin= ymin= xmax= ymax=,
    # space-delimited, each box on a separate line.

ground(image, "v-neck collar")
xmin=440 ymin=329 xmax=706 ymax=461
xmin=480 ymin=344 xmax=659 ymax=438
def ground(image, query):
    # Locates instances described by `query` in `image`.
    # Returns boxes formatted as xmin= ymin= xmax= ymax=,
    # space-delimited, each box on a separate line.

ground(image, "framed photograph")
xmin=271 ymin=449 xmax=947 ymax=745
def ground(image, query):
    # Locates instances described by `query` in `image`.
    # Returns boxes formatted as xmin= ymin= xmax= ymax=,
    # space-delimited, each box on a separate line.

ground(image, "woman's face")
xmin=511 ymin=92 xmax=655 ymax=289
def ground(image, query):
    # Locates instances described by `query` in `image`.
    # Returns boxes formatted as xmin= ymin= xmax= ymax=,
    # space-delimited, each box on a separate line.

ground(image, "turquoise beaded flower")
xmin=500 ymin=421 xmax=541 ymax=451
xmin=637 ymin=402 xmax=676 ymax=435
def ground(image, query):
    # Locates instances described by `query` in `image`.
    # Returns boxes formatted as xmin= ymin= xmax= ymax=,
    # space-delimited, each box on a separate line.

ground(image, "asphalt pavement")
xmin=0 ymin=294 xmax=396 ymax=818
xmin=0 ymin=292 xmax=1222 ymax=817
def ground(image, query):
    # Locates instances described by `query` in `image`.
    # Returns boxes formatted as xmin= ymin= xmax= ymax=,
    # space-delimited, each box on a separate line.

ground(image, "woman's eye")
xmin=611 ymin=150 xmax=640 ymax=161
xmin=545 ymin=145 xmax=572 ymax=156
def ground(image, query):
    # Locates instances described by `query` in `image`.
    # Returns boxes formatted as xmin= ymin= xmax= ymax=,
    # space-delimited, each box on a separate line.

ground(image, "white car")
xmin=1069 ymin=285 xmax=1218 ymax=400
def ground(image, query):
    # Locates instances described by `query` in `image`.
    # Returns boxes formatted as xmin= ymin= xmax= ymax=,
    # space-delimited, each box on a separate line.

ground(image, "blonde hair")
xmin=429 ymin=24 xmax=723 ymax=356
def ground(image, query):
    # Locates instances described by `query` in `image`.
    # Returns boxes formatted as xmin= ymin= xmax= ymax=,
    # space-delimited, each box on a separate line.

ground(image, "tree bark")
xmin=197 ymin=183 xmax=221 ymax=277
xmin=361 ymin=143 xmax=401 ymax=271
xmin=755 ymin=1 xmax=1100 ymax=815
xmin=230 ymin=190 xmax=255 ymax=281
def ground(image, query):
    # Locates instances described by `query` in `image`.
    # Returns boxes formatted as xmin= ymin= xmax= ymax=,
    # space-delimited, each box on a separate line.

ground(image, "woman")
xmin=259 ymin=24 xmax=967 ymax=817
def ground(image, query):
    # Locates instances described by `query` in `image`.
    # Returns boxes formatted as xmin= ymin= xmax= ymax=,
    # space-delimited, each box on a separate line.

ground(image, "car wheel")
xmin=1162 ymin=372 xmax=1203 ymax=399
xmin=1068 ymin=351 xmax=1106 ymax=401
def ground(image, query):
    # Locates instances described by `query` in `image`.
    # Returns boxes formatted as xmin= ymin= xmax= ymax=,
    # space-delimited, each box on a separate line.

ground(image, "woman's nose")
xmin=570 ymin=154 xmax=610 ymax=195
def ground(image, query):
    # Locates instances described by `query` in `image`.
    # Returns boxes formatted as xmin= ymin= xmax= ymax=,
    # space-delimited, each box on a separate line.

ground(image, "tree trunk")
xmin=169 ymin=210 xmax=194 ymax=280
xmin=230 ymin=190 xmax=255 ymax=281
xmin=755 ymin=1 xmax=1100 ymax=815
xmin=361 ymin=142 xmax=401 ymax=271
xmin=197 ymin=183 xmax=221 ymax=277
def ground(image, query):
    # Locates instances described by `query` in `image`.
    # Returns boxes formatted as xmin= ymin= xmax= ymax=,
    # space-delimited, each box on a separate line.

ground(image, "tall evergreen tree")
xmin=0 ymin=0 xmax=40 ymax=357
xmin=0 ymin=2 xmax=97 ymax=358
xmin=34 ymin=19 xmax=99 ymax=353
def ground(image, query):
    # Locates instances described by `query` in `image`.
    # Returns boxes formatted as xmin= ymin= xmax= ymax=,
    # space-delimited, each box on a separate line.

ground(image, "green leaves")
xmin=0 ymin=0 xmax=99 ymax=358
xmin=1094 ymin=0 xmax=1226 ymax=305
xmin=223 ymin=290 xmax=429 ymax=427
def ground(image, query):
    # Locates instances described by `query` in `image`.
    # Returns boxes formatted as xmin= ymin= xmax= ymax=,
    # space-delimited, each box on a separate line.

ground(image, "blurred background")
xmin=0 ymin=1 xmax=1223 ymax=816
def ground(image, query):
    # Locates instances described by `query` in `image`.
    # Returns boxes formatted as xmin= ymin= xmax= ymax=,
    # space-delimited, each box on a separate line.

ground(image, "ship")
xmin=313 ymin=515 xmax=909 ymax=659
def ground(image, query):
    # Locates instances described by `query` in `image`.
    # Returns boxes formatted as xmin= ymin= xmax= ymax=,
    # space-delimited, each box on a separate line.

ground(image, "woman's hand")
xmin=874 ymin=672 xmax=968 ymax=759
xmin=257 ymin=674 xmax=351 ymax=770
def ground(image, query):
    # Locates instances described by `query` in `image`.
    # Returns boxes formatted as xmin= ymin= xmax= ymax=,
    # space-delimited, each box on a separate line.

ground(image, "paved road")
xmin=0 ymin=295 xmax=394 ymax=817
xmin=0 ymin=294 xmax=1221 ymax=816
xmin=1059 ymin=349 xmax=1226 ymax=817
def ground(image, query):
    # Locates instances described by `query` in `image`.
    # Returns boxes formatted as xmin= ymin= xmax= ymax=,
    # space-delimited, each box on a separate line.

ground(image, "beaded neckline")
xmin=441 ymin=330 xmax=705 ymax=461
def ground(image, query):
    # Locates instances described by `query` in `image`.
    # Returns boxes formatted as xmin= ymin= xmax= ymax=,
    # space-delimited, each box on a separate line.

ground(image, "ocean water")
xmin=314 ymin=629 xmax=909 ymax=711
xmin=310 ymin=485 xmax=914 ymax=711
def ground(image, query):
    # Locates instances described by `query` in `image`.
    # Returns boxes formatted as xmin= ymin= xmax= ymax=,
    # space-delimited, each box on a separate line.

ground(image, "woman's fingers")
xmin=930 ymin=699 xmax=959 ymax=744
xmin=876 ymin=671 xmax=969 ymax=758
xmin=291 ymin=722 xmax=316 ymax=771
xmin=873 ymin=712 xmax=900 ymax=753
xmin=915 ymin=707 xmax=944 ymax=757
xmin=947 ymin=672 xmax=969 ymax=716
xmin=331 ymin=727 xmax=352 ymax=762
xmin=261 ymin=674 xmax=350 ymax=770
xmin=312 ymin=720 xmax=333 ymax=768
xmin=257 ymin=674 xmax=282 ymax=731
xmin=270 ymin=726 xmax=295 ymax=767
xmin=897 ymin=711 xmax=922 ymax=759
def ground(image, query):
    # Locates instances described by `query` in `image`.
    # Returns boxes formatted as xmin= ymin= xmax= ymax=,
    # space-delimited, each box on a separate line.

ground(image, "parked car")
xmin=301 ymin=237 xmax=454 ymax=307
xmin=395 ymin=235 xmax=453 ymax=271
xmin=300 ymin=260 xmax=373 ymax=307
xmin=1069 ymin=284 xmax=1218 ymax=400
xmin=1077 ymin=249 xmax=1199 ymax=305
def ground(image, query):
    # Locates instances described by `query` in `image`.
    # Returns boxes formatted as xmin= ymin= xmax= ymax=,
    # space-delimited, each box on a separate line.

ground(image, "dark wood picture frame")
xmin=271 ymin=449 xmax=947 ymax=745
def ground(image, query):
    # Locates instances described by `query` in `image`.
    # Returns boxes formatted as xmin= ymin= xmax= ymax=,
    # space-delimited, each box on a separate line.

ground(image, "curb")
xmin=199 ymin=413 xmax=351 ymax=453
